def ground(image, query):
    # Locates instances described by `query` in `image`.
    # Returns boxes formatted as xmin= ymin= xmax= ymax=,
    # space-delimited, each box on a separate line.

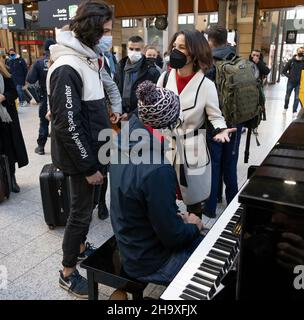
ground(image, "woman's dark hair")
xmin=69 ymin=0 xmax=113 ymax=49
xmin=168 ymin=30 xmax=213 ymax=72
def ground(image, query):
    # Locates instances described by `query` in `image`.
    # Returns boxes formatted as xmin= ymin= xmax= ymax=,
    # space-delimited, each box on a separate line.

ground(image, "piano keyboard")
xmin=161 ymin=183 xmax=247 ymax=300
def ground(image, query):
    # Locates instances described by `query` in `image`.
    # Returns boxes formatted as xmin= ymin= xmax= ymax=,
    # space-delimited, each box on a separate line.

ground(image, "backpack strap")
xmin=163 ymin=70 xmax=170 ymax=88
xmin=244 ymin=129 xmax=252 ymax=164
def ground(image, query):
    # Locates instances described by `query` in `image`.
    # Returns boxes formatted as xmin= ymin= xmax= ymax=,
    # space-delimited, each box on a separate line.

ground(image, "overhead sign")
xmin=38 ymin=0 xmax=80 ymax=28
xmin=5 ymin=4 xmax=25 ymax=30
xmin=286 ymin=30 xmax=298 ymax=44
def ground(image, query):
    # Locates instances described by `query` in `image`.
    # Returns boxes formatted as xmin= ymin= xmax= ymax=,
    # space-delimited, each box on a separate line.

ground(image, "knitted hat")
xmin=44 ymin=38 xmax=56 ymax=52
xmin=136 ymin=81 xmax=180 ymax=129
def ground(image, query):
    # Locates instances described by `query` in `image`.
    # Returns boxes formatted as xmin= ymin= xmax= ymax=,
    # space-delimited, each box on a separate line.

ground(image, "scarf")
xmin=104 ymin=51 xmax=116 ymax=76
xmin=122 ymin=58 xmax=143 ymax=111
xmin=0 ymin=74 xmax=12 ymax=123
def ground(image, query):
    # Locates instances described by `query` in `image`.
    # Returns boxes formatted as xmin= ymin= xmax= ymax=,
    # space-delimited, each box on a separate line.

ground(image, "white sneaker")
xmin=293 ymin=112 xmax=298 ymax=118
xmin=282 ymin=109 xmax=287 ymax=115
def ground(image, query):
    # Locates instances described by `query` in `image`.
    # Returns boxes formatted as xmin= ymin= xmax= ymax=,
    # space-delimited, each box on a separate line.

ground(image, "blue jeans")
xmin=284 ymin=81 xmax=300 ymax=113
xmin=204 ymin=124 xmax=243 ymax=215
xmin=16 ymin=84 xmax=25 ymax=104
xmin=37 ymin=95 xmax=49 ymax=147
xmin=136 ymin=236 xmax=203 ymax=284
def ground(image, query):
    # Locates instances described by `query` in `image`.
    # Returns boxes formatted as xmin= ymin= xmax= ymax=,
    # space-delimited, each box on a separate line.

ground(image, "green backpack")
xmin=215 ymin=56 xmax=264 ymax=163
xmin=215 ymin=56 xmax=262 ymax=127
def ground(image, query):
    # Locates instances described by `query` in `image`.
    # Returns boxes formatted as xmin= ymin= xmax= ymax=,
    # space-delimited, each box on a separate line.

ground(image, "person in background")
xmin=282 ymin=47 xmax=304 ymax=117
xmin=162 ymin=51 xmax=171 ymax=72
xmin=95 ymin=27 xmax=122 ymax=220
xmin=47 ymin=0 xmax=113 ymax=299
xmin=144 ymin=45 xmax=162 ymax=74
xmin=0 ymin=59 xmax=28 ymax=193
xmin=115 ymin=36 xmax=160 ymax=118
xmin=110 ymin=80 xmax=204 ymax=285
xmin=249 ymin=49 xmax=270 ymax=134
xmin=156 ymin=50 xmax=164 ymax=69
xmin=26 ymin=39 xmax=56 ymax=155
xmin=249 ymin=49 xmax=270 ymax=82
xmin=6 ymin=48 xmax=28 ymax=108
xmin=203 ymin=25 xmax=242 ymax=219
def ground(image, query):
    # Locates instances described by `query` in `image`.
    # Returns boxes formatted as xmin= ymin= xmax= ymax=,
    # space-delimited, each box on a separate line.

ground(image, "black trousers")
xmin=62 ymin=174 xmax=94 ymax=268
xmin=37 ymin=95 xmax=49 ymax=147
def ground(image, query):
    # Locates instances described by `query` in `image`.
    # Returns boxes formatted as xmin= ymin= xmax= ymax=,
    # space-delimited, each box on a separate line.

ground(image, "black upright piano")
xmin=237 ymin=112 xmax=304 ymax=299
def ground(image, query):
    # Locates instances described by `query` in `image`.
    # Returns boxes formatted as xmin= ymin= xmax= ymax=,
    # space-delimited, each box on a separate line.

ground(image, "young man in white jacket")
xmin=47 ymin=1 xmax=113 ymax=299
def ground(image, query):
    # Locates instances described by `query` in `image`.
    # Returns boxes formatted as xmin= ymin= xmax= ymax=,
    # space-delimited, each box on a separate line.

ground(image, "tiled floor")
xmin=0 ymin=77 xmax=298 ymax=300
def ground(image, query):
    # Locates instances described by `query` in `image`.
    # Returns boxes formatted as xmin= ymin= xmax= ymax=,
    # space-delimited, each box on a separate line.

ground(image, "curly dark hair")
xmin=69 ymin=0 xmax=113 ymax=49
xmin=168 ymin=30 xmax=213 ymax=72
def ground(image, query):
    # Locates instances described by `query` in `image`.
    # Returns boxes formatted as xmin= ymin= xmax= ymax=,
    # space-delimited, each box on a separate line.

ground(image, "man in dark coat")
xmin=6 ymin=48 xmax=28 ymax=108
xmin=282 ymin=47 xmax=304 ymax=116
xmin=26 ymin=38 xmax=56 ymax=155
xmin=115 ymin=36 xmax=160 ymax=118
xmin=0 ymin=62 xmax=29 ymax=193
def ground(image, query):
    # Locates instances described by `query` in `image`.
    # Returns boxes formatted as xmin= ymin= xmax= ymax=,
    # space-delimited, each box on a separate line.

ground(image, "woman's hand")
xmin=110 ymin=112 xmax=121 ymax=124
xmin=213 ymin=128 xmax=237 ymax=143
xmin=45 ymin=111 xmax=51 ymax=121
xmin=0 ymin=94 xmax=6 ymax=103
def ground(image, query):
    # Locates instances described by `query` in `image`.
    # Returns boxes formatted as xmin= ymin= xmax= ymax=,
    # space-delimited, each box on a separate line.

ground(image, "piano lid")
xmin=239 ymin=117 xmax=304 ymax=215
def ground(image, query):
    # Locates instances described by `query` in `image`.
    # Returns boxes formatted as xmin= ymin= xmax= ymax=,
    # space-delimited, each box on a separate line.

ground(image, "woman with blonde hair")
xmin=0 ymin=59 xmax=28 ymax=193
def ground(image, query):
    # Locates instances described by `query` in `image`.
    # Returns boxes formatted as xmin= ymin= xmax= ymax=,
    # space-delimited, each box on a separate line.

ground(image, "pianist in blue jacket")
xmin=110 ymin=82 xmax=203 ymax=283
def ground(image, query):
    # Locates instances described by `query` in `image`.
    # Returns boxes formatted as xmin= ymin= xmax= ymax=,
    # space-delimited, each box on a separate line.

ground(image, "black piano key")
xmin=180 ymin=293 xmax=199 ymax=301
xmin=210 ymin=248 xmax=229 ymax=258
xmin=201 ymin=260 xmax=222 ymax=272
xmin=214 ymin=242 xmax=232 ymax=253
xmin=226 ymin=225 xmax=235 ymax=232
xmin=205 ymin=257 xmax=224 ymax=268
xmin=191 ymin=277 xmax=215 ymax=290
xmin=199 ymin=265 xmax=220 ymax=276
xmin=215 ymin=240 xmax=234 ymax=251
xmin=217 ymin=237 xmax=235 ymax=247
xmin=183 ymin=288 xmax=207 ymax=300
xmin=220 ymin=232 xmax=238 ymax=242
xmin=187 ymin=284 xmax=209 ymax=296
xmin=202 ymin=260 xmax=223 ymax=272
xmin=193 ymin=273 xmax=215 ymax=287
xmin=209 ymin=286 xmax=217 ymax=298
xmin=201 ymin=263 xmax=224 ymax=278
xmin=207 ymin=252 xmax=227 ymax=262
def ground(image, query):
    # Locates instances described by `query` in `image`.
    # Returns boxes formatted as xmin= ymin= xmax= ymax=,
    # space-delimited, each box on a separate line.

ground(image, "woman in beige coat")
xmin=157 ymin=30 xmax=236 ymax=217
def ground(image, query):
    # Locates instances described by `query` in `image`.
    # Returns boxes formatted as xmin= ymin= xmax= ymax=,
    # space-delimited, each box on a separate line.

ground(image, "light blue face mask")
xmin=97 ymin=35 xmax=113 ymax=53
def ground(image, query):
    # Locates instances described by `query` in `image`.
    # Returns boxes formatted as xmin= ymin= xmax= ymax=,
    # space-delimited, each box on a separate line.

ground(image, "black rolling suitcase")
xmin=0 ymin=155 xmax=11 ymax=203
xmin=40 ymin=164 xmax=70 ymax=229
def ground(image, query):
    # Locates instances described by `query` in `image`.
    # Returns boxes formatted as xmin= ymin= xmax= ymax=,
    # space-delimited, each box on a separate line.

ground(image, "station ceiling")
xmin=0 ymin=0 xmax=303 ymax=17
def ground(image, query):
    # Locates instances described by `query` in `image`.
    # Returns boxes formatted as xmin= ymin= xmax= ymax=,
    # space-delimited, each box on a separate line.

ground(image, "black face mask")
xmin=170 ymin=49 xmax=187 ymax=69
xmin=146 ymin=57 xmax=157 ymax=64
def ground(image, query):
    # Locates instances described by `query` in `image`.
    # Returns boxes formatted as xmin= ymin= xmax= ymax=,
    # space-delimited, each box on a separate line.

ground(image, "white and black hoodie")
xmin=47 ymin=31 xmax=111 ymax=176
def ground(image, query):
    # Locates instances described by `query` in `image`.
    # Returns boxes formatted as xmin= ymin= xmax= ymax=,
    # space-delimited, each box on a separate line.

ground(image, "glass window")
xmin=297 ymin=33 xmax=304 ymax=44
xmin=286 ymin=10 xmax=296 ymax=20
xmin=296 ymin=8 xmax=304 ymax=19
xmin=188 ymin=15 xmax=194 ymax=24
xmin=178 ymin=16 xmax=187 ymax=25
xmin=121 ymin=19 xmax=137 ymax=28
xmin=210 ymin=13 xmax=218 ymax=23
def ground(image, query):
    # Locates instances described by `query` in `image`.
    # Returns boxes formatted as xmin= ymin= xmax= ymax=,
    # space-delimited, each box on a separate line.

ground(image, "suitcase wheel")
xmin=48 ymin=224 xmax=55 ymax=230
